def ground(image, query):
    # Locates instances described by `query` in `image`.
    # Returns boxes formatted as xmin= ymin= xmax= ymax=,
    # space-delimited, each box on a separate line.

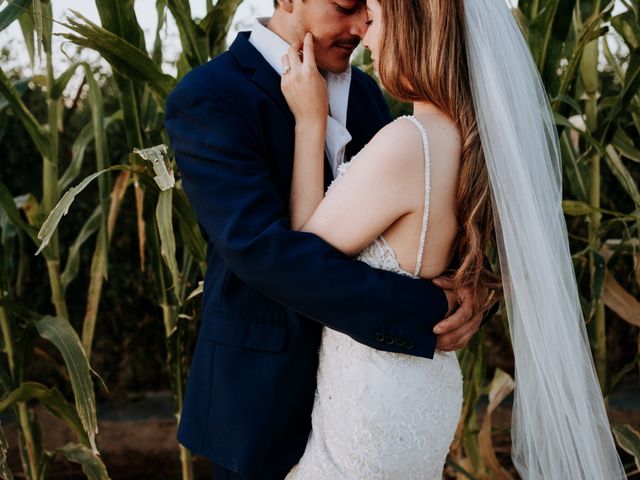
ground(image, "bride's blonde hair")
xmin=377 ymin=0 xmax=501 ymax=311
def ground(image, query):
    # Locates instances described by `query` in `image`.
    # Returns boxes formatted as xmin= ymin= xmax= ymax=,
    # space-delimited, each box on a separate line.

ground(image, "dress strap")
xmin=399 ymin=115 xmax=431 ymax=277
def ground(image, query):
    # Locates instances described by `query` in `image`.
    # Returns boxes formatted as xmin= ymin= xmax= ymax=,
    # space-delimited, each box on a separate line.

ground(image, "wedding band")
xmin=283 ymin=64 xmax=291 ymax=75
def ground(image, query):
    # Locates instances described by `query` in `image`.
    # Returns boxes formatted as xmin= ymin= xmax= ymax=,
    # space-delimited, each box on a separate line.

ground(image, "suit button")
xmin=394 ymin=338 xmax=404 ymax=347
xmin=375 ymin=333 xmax=385 ymax=343
xmin=405 ymin=340 xmax=415 ymax=350
xmin=384 ymin=335 xmax=394 ymax=344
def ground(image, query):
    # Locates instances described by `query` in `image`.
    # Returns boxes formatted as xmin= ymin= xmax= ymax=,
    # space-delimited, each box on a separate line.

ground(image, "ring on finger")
xmin=283 ymin=64 xmax=292 ymax=75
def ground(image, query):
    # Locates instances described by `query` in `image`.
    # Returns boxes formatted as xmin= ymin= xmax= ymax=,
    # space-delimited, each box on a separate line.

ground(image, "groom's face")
xmin=292 ymin=0 xmax=368 ymax=73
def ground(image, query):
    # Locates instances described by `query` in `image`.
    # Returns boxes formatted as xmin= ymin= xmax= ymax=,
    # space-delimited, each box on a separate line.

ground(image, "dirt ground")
xmin=4 ymin=401 xmax=639 ymax=480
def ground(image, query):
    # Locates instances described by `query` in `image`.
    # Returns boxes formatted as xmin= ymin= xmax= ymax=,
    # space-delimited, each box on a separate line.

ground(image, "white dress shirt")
xmin=249 ymin=18 xmax=352 ymax=176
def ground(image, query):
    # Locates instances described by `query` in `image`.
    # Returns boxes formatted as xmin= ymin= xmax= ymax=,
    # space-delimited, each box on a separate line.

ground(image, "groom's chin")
xmin=320 ymin=58 xmax=352 ymax=74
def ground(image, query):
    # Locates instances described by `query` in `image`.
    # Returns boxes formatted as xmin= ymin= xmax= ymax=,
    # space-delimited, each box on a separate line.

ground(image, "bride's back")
xmin=380 ymin=106 xmax=462 ymax=279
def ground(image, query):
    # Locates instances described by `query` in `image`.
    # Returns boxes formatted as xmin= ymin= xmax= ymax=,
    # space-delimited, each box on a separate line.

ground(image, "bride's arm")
xmin=290 ymin=117 xmax=326 ymax=230
xmin=282 ymin=36 xmax=418 ymax=255
xmin=281 ymin=35 xmax=328 ymax=230
xmin=297 ymin=123 xmax=420 ymax=256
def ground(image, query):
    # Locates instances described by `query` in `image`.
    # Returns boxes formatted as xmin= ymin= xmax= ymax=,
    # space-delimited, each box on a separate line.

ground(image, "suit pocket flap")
xmin=203 ymin=310 xmax=287 ymax=353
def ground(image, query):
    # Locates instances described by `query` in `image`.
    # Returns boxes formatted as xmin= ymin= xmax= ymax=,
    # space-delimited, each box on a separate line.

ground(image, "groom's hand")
xmin=431 ymin=277 xmax=485 ymax=351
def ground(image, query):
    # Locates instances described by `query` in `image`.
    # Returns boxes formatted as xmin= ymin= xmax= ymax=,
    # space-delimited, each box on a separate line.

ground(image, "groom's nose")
xmin=348 ymin=7 xmax=369 ymax=39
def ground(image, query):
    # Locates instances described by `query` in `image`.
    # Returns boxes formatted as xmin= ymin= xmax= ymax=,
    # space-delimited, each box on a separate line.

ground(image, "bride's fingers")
xmin=287 ymin=44 xmax=303 ymax=71
xmin=302 ymin=32 xmax=316 ymax=69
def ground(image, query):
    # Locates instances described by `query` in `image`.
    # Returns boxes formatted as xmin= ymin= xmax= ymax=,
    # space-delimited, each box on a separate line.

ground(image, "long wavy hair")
xmin=377 ymin=0 xmax=502 ymax=311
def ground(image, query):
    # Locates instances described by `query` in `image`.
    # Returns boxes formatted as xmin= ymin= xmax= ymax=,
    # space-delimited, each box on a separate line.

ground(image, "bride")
xmin=280 ymin=0 xmax=626 ymax=479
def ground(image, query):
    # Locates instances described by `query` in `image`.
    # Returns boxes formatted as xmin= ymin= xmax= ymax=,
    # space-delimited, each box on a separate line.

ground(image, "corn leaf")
xmin=93 ymin=0 xmax=146 ymax=148
xmin=59 ymin=111 xmax=121 ymax=192
xmin=0 ymin=180 xmax=45 ymax=258
xmin=35 ymin=316 xmax=98 ymax=455
xmin=60 ymin=11 xmax=176 ymax=103
xmin=199 ymin=0 xmax=243 ymax=58
xmin=612 ymin=424 xmax=640 ymax=471
xmin=612 ymin=128 xmax=640 ymax=164
xmin=611 ymin=10 xmax=640 ymax=49
xmin=0 ymin=381 xmax=87 ymax=444
xmin=598 ymin=48 xmax=640 ymax=144
xmin=527 ymin=0 xmax=577 ymax=90
xmin=152 ymin=0 xmax=169 ymax=66
xmin=57 ymin=443 xmax=109 ymax=480
xmin=37 ymin=165 xmax=141 ymax=255
xmin=82 ymin=170 xmax=130 ymax=356
xmin=0 ymin=68 xmax=48 ymax=157
xmin=17 ymin=6 xmax=35 ymax=66
xmin=167 ymin=0 xmax=207 ymax=68
xmin=604 ymin=146 xmax=640 ymax=209
xmin=156 ymin=189 xmax=181 ymax=293
xmin=0 ymin=0 xmax=31 ymax=32
xmin=61 ymin=206 xmax=101 ymax=290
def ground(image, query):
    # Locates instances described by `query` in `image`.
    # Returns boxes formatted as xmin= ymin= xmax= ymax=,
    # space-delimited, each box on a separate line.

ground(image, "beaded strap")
xmin=399 ymin=115 xmax=431 ymax=277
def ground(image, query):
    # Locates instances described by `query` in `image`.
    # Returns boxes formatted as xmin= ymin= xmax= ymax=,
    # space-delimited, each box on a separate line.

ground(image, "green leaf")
xmin=612 ymin=424 xmax=640 ymax=471
xmin=61 ymin=207 xmax=101 ymax=290
xmin=152 ymin=0 xmax=169 ymax=65
xmin=598 ymin=48 xmax=640 ymax=144
xmin=611 ymin=10 xmax=640 ymax=49
xmin=527 ymin=0 xmax=577 ymax=89
xmin=0 ymin=0 xmax=31 ymax=32
xmin=60 ymin=11 xmax=176 ymax=103
xmin=156 ymin=189 xmax=181 ymax=294
xmin=92 ymin=0 xmax=147 ymax=148
xmin=553 ymin=111 xmax=606 ymax=154
xmin=167 ymin=0 xmax=207 ymax=68
xmin=59 ymin=110 xmax=122 ymax=192
xmin=612 ymin=128 xmax=640 ymax=164
xmin=199 ymin=0 xmax=243 ymax=58
xmin=559 ymin=130 xmax=588 ymax=202
xmin=35 ymin=316 xmax=99 ymax=455
xmin=0 ymin=68 xmax=48 ymax=157
xmin=57 ymin=443 xmax=109 ymax=480
xmin=0 ymin=180 xmax=44 ymax=256
xmin=0 ymin=382 xmax=88 ymax=445
xmin=36 ymin=165 xmax=138 ymax=256
xmin=604 ymin=146 xmax=640 ymax=209
xmin=17 ymin=7 xmax=35 ymax=66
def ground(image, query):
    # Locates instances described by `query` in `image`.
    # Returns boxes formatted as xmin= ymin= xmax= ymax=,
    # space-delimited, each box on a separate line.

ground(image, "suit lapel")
xmin=229 ymin=32 xmax=335 ymax=190
xmin=230 ymin=32 xmax=291 ymax=117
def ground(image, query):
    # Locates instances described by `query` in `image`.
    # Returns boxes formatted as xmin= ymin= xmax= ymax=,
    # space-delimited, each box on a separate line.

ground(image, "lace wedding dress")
xmin=286 ymin=116 xmax=463 ymax=480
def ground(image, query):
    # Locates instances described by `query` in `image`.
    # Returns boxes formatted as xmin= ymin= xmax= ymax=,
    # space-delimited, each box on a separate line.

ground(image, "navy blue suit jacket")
xmin=165 ymin=32 xmax=450 ymax=475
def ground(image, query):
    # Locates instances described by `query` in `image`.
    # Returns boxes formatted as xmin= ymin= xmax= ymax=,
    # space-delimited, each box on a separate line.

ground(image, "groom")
xmin=165 ymin=0 xmax=494 ymax=478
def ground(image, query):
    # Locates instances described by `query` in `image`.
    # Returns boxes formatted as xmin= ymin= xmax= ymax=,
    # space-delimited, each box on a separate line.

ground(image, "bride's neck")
xmin=412 ymin=102 xmax=439 ymax=116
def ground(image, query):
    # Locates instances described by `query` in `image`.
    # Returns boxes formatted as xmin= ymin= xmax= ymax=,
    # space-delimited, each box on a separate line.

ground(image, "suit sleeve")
xmin=165 ymin=80 xmax=449 ymax=359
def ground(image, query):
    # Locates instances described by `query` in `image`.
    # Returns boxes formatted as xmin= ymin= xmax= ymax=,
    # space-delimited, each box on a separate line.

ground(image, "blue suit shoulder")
xmin=167 ymin=51 xmax=245 ymax=107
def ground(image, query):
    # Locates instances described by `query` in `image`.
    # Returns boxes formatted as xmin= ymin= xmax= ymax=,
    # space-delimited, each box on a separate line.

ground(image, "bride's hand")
xmin=281 ymin=33 xmax=328 ymax=124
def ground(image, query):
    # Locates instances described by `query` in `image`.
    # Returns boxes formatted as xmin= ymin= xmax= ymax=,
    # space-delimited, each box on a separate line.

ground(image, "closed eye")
xmin=335 ymin=3 xmax=359 ymax=14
